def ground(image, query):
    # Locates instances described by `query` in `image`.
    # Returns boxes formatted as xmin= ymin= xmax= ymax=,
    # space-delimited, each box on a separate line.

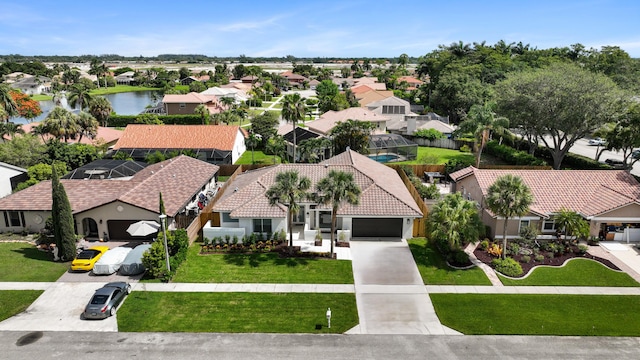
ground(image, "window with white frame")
xmin=519 ymin=219 xmax=530 ymax=233
xmin=253 ymin=219 xmax=272 ymax=233
xmin=542 ymin=220 xmax=557 ymax=232
xmin=4 ymin=211 xmax=24 ymax=227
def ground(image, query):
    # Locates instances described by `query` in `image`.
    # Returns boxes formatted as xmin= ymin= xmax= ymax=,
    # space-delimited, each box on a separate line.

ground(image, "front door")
xmin=82 ymin=218 xmax=99 ymax=239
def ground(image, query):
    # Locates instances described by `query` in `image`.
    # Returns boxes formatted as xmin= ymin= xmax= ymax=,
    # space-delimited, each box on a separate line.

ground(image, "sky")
xmin=1 ymin=0 xmax=639 ymax=58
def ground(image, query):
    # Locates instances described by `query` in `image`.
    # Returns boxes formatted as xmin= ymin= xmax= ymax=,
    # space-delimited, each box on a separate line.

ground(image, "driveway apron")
xmin=348 ymin=240 xmax=460 ymax=335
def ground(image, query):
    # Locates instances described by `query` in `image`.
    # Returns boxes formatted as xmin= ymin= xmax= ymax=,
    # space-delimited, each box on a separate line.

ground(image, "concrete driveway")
xmin=0 ymin=282 xmax=119 ymax=332
xmin=348 ymin=239 xmax=460 ymax=335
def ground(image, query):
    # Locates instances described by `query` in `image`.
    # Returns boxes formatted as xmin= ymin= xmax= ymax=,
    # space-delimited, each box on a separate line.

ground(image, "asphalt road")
xmin=4 ymin=332 xmax=640 ymax=359
xmin=551 ymin=138 xmax=640 ymax=176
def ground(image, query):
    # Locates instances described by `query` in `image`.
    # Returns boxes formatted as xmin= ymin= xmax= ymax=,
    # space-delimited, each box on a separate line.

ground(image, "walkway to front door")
xmin=347 ymin=239 xmax=460 ymax=335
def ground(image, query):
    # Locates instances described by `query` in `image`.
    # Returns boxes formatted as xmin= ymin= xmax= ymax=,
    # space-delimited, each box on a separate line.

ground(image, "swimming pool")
xmin=368 ymin=154 xmax=400 ymax=163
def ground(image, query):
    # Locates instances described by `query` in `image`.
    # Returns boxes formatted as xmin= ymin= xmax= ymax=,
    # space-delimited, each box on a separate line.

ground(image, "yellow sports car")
xmin=70 ymin=246 xmax=110 ymax=271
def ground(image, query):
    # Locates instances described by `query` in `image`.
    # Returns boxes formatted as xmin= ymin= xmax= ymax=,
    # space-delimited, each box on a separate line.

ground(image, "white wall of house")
xmin=75 ymin=200 xmax=160 ymax=239
xmin=0 ymin=166 xmax=26 ymax=198
xmin=0 ymin=210 xmax=50 ymax=233
xmin=231 ymin=129 xmax=247 ymax=164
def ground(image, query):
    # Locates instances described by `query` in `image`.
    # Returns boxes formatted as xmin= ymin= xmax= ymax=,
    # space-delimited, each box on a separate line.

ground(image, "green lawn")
xmin=407 ymin=238 xmax=491 ymax=285
xmin=235 ymin=150 xmax=282 ymax=165
xmin=431 ymin=293 xmax=640 ymax=336
xmin=0 ymin=242 xmax=69 ymax=282
xmin=118 ymin=292 xmax=358 ymax=333
xmin=393 ymin=147 xmax=474 ymax=165
xmin=0 ymin=290 xmax=43 ymax=321
xmin=170 ymin=243 xmax=354 ymax=283
xmin=30 ymin=94 xmax=51 ymax=101
xmin=90 ymin=85 xmax=161 ymax=95
xmin=499 ymin=259 xmax=639 ymax=287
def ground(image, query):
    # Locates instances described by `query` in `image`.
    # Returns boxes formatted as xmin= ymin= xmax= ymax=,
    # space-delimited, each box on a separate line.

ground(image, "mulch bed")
xmin=473 ymin=247 xmax=620 ymax=278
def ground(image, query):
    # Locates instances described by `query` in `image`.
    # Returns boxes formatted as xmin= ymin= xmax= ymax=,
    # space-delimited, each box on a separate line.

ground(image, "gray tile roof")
xmin=0 ymin=156 xmax=219 ymax=217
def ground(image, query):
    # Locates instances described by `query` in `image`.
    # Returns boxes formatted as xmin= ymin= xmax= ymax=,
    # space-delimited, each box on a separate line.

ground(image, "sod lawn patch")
xmin=234 ymin=150 xmax=281 ymax=165
xmin=499 ymin=259 xmax=639 ymax=287
xmin=431 ymin=293 xmax=640 ymax=336
xmin=0 ymin=290 xmax=43 ymax=321
xmin=118 ymin=292 xmax=357 ymax=333
xmin=0 ymin=242 xmax=68 ymax=282
xmin=407 ymin=238 xmax=490 ymax=285
xmin=393 ymin=147 xmax=474 ymax=165
xmin=169 ymin=244 xmax=354 ymax=284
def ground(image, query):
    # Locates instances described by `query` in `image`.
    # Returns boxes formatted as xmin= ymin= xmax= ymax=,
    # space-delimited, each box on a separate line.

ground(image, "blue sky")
xmin=1 ymin=0 xmax=639 ymax=57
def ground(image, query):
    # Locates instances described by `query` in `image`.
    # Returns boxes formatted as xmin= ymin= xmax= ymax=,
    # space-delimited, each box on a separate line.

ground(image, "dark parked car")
xmin=82 ymin=282 xmax=131 ymax=320
xmin=605 ymin=158 xmax=626 ymax=169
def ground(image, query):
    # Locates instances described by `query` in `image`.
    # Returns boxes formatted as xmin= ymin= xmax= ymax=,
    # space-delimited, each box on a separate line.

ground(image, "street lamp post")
xmin=159 ymin=214 xmax=170 ymax=273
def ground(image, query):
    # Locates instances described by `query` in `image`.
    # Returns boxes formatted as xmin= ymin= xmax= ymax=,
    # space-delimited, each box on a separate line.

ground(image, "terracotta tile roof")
xmin=0 ymin=156 xmax=219 ymax=217
xmin=453 ymin=167 xmax=640 ymax=218
xmin=214 ymin=150 xmax=422 ymax=219
xmin=307 ymin=108 xmax=389 ymax=135
xmin=397 ymin=76 xmax=423 ymax=85
xmin=356 ymin=90 xmax=394 ymax=106
xmin=113 ymin=124 xmax=242 ymax=151
xmin=162 ymin=92 xmax=218 ymax=104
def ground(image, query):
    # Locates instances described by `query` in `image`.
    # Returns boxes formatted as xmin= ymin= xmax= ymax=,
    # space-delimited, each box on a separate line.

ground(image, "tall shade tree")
xmin=314 ymin=170 xmax=361 ymax=257
xmin=329 ymin=119 xmax=376 ymax=155
xmin=458 ymin=102 xmax=509 ymax=167
xmin=51 ymin=164 xmax=76 ymax=261
xmin=44 ymin=106 xmax=79 ymax=142
xmin=427 ymin=192 xmax=484 ymax=251
xmin=485 ymin=174 xmax=533 ymax=259
xmin=67 ymin=84 xmax=94 ymax=110
xmin=495 ymin=62 xmax=625 ymax=169
xmin=88 ymin=96 xmax=113 ymax=127
xmin=265 ymin=171 xmax=311 ymax=253
xmin=603 ymin=103 xmax=640 ymax=167
xmin=0 ymin=84 xmax=19 ymax=120
xmin=281 ymin=93 xmax=306 ymax=163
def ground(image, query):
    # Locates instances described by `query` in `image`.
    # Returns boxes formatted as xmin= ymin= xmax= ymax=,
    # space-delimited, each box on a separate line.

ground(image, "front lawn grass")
xmin=393 ymin=147 xmax=474 ymax=165
xmin=499 ymin=259 xmax=639 ymax=287
xmin=0 ymin=243 xmax=68 ymax=282
xmin=0 ymin=290 xmax=43 ymax=321
xmin=235 ymin=150 xmax=281 ymax=165
xmin=170 ymin=243 xmax=354 ymax=283
xmin=431 ymin=293 xmax=640 ymax=336
xmin=407 ymin=238 xmax=490 ymax=285
xmin=118 ymin=292 xmax=357 ymax=333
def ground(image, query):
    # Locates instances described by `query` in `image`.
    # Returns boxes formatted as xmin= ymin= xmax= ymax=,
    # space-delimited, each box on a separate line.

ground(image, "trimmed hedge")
xmin=485 ymin=141 xmax=547 ymax=166
xmin=107 ymin=114 xmax=203 ymax=127
xmin=491 ymin=257 xmax=523 ymax=277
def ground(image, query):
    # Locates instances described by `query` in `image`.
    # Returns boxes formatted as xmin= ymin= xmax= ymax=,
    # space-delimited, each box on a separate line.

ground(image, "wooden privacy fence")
xmin=392 ymin=166 xmax=429 ymax=238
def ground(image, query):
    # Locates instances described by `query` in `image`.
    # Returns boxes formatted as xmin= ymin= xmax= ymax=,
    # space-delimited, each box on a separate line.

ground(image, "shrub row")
xmin=485 ymin=141 xmax=547 ymax=166
xmin=107 ymin=114 xmax=203 ymax=127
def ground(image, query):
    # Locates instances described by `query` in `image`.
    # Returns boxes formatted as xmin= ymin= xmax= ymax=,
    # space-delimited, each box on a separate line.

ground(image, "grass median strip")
xmin=499 ymin=259 xmax=639 ymax=287
xmin=118 ymin=292 xmax=357 ymax=333
xmin=431 ymin=293 xmax=640 ymax=336
xmin=169 ymin=244 xmax=354 ymax=284
xmin=0 ymin=290 xmax=43 ymax=321
xmin=408 ymin=238 xmax=491 ymax=285
xmin=0 ymin=243 xmax=68 ymax=282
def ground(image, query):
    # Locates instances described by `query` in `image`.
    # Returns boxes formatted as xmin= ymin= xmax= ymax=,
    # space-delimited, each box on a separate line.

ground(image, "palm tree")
xmin=194 ymin=104 xmax=209 ymax=125
xmin=315 ymin=170 xmax=361 ymax=257
xmin=31 ymin=123 xmax=49 ymax=142
xmin=0 ymin=105 xmax=8 ymax=122
xmin=75 ymin=111 xmax=99 ymax=142
xmin=0 ymin=122 xmax=24 ymax=142
xmin=486 ymin=174 xmax=533 ymax=259
xmin=0 ymin=84 xmax=18 ymax=120
xmin=428 ymin=192 xmax=484 ymax=251
xmin=88 ymin=96 xmax=113 ymax=127
xmin=552 ymin=208 xmax=589 ymax=243
xmin=67 ymin=84 xmax=93 ymax=110
xmin=220 ymin=96 xmax=235 ymax=110
xmin=44 ymin=106 xmax=79 ymax=142
xmin=281 ymin=93 xmax=306 ymax=163
xmin=265 ymin=171 xmax=311 ymax=253
xmin=459 ymin=102 xmax=509 ymax=167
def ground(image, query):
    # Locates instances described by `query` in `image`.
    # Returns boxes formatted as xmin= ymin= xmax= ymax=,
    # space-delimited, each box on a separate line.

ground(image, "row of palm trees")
xmin=265 ymin=169 xmax=361 ymax=257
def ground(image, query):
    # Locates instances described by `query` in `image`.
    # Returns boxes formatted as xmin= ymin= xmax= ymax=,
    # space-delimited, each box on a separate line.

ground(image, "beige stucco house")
xmin=450 ymin=167 xmax=640 ymax=242
xmin=0 ymin=156 xmax=219 ymax=241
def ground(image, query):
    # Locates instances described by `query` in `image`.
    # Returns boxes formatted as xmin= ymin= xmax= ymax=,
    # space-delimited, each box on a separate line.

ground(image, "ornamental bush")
xmin=491 ymin=257 xmax=523 ymax=277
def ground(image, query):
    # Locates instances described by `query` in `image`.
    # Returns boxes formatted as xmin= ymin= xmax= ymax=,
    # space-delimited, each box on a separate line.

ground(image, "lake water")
xmin=13 ymin=91 xmax=162 ymax=124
